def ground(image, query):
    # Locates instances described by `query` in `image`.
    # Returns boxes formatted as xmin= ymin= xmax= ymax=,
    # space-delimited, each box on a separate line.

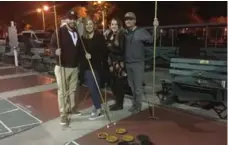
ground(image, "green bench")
xmin=145 ymin=46 xmax=177 ymax=61
xmin=144 ymin=46 xmax=177 ymax=70
xmin=19 ymin=48 xmax=45 ymax=69
xmin=200 ymin=47 xmax=227 ymax=60
xmin=41 ymin=56 xmax=56 ymax=75
xmin=157 ymin=58 xmax=227 ymax=119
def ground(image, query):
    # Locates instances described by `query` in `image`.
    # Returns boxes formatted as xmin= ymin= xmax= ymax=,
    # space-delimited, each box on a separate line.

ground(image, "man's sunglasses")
xmin=124 ymin=17 xmax=135 ymax=21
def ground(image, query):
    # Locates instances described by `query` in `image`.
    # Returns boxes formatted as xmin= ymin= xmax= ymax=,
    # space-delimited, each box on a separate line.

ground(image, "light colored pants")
xmin=54 ymin=65 xmax=79 ymax=117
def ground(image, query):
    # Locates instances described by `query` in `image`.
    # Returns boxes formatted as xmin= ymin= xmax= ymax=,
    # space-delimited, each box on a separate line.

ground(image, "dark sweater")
xmin=50 ymin=25 xmax=82 ymax=68
xmin=79 ymin=32 xmax=108 ymax=77
xmin=124 ymin=27 xmax=153 ymax=63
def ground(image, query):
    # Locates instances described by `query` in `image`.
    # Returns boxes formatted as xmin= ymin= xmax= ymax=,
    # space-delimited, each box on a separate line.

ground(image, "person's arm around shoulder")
xmin=138 ymin=28 xmax=153 ymax=44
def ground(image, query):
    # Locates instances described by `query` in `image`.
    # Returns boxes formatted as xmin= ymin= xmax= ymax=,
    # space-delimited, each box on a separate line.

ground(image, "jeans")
xmin=84 ymin=70 xmax=101 ymax=110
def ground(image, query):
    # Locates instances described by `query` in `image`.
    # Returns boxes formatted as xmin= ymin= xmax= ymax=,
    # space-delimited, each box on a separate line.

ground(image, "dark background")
xmin=0 ymin=1 xmax=227 ymax=28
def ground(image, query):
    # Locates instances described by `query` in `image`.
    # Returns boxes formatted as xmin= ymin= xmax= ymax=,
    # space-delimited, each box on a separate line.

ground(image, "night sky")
xmin=0 ymin=1 xmax=227 ymax=27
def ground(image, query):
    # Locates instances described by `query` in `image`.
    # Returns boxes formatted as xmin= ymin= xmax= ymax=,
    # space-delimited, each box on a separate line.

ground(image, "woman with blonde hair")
xmin=78 ymin=17 xmax=108 ymax=120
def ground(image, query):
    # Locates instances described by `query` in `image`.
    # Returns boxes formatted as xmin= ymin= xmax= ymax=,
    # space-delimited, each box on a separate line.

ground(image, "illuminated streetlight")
xmin=43 ymin=5 xmax=49 ymax=11
xmin=37 ymin=8 xmax=42 ymax=13
xmin=96 ymin=1 xmax=105 ymax=33
xmin=37 ymin=5 xmax=49 ymax=31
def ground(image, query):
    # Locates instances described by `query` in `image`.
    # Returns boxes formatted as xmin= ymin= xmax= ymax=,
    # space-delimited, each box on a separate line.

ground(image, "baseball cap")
xmin=66 ymin=10 xmax=77 ymax=20
xmin=124 ymin=12 xmax=136 ymax=20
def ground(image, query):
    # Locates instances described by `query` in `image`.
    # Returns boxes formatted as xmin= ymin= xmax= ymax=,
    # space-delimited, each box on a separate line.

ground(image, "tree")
xmin=87 ymin=1 xmax=115 ymax=29
xmin=209 ymin=16 xmax=227 ymax=23
xmin=72 ymin=6 xmax=87 ymax=18
xmin=24 ymin=24 xmax=32 ymax=30
xmin=189 ymin=7 xmax=204 ymax=24
xmin=72 ymin=1 xmax=116 ymax=29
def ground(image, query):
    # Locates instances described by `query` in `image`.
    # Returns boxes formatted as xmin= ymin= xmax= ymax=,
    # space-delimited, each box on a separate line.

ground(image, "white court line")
xmin=0 ymin=66 xmax=15 ymax=69
xmin=65 ymin=141 xmax=80 ymax=145
xmin=10 ymin=122 xmax=41 ymax=129
xmin=65 ymin=142 xmax=71 ymax=145
xmin=72 ymin=141 xmax=80 ymax=145
xmin=0 ymin=72 xmax=38 ymax=80
xmin=0 ymin=108 xmax=18 ymax=115
xmin=0 ymin=120 xmax=12 ymax=135
xmin=0 ymin=83 xmax=57 ymax=99
xmin=4 ymin=99 xmax=43 ymax=124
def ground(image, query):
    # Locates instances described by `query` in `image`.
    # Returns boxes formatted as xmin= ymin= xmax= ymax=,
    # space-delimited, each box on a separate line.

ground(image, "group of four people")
xmin=51 ymin=10 xmax=153 ymax=125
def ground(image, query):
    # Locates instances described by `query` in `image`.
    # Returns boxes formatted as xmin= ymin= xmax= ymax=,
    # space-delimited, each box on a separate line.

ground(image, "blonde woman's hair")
xmin=82 ymin=17 xmax=96 ymax=39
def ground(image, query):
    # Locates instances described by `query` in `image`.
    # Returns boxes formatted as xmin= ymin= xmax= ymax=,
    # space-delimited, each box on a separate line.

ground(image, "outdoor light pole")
xmin=41 ymin=11 xmax=45 ymax=31
xmin=97 ymin=0 xmax=105 ymax=33
xmin=102 ymin=10 xmax=105 ymax=33
xmin=37 ymin=5 xmax=49 ymax=31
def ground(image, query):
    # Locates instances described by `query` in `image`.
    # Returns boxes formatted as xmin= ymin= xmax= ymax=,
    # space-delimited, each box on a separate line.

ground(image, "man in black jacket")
xmin=50 ymin=10 xmax=82 ymax=125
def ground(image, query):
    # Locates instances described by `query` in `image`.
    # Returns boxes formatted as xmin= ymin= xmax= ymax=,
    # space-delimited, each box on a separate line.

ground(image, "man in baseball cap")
xmin=124 ymin=12 xmax=153 ymax=114
xmin=50 ymin=9 xmax=82 ymax=126
xmin=65 ymin=10 xmax=77 ymax=29
xmin=124 ymin=12 xmax=137 ymax=31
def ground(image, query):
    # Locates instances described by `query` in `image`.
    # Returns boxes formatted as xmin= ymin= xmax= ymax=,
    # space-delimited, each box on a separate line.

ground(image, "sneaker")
xmin=70 ymin=110 xmax=82 ymax=116
xmin=109 ymin=104 xmax=116 ymax=109
xmin=60 ymin=116 xmax=68 ymax=126
xmin=67 ymin=107 xmax=82 ymax=116
xmin=89 ymin=110 xmax=104 ymax=120
xmin=128 ymin=106 xmax=137 ymax=112
xmin=110 ymin=104 xmax=123 ymax=111
xmin=131 ymin=109 xmax=141 ymax=114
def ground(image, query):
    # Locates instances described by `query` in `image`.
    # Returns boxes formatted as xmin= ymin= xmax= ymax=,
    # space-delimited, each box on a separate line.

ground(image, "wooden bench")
xmin=200 ymin=47 xmax=227 ymax=60
xmin=144 ymin=46 xmax=178 ymax=70
xmin=157 ymin=58 xmax=227 ymax=119
xmin=19 ymin=47 xmax=51 ymax=70
xmin=145 ymin=46 xmax=177 ymax=61
xmin=41 ymin=56 xmax=56 ymax=75
xmin=19 ymin=48 xmax=42 ymax=69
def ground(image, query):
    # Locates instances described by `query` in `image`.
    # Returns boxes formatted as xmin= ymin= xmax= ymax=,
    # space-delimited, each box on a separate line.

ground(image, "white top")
xmin=68 ymin=30 xmax=78 ymax=46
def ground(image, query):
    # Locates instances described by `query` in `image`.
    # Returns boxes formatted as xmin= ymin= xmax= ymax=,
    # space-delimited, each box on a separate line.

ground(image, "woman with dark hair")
xmin=79 ymin=17 xmax=108 ymax=120
xmin=106 ymin=18 xmax=127 ymax=111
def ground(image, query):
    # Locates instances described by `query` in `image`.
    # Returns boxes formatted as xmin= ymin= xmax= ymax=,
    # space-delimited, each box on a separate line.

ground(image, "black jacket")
xmin=106 ymin=30 xmax=125 ymax=61
xmin=50 ymin=25 xmax=82 ymax=68
xmin=78 ymin=32 xmax=108 ymax=85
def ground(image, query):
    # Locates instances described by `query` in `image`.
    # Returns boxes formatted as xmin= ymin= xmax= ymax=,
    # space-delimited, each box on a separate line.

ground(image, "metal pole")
xmin=42 ymin=11 xmax=45 ymax=31
xmin=13 ymin=46 xmax=18 ymax=67
xmin=102 ymin=10 xmax=105 ymax=33
xmin=53 ymin=3 xmax=68 ymax=126
xmin=159 ymin=29 xmax=162 ymax=47
xmin=205 ymin=26 xmax=208 ymax=48
xmin=215 ymin=28 xmax=218 ymax=48
xmin=149 ymin=1 xmax=159 ymax=120
xmin=171 ymin=29 xmax=174 ymax=47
